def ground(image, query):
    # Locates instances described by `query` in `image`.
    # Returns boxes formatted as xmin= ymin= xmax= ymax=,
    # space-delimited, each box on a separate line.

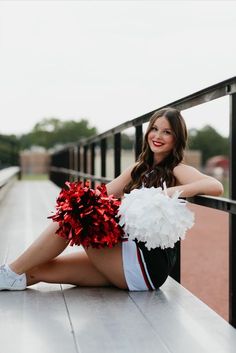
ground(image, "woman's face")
xmin=147 ymin=116 xmax=175 ymax=163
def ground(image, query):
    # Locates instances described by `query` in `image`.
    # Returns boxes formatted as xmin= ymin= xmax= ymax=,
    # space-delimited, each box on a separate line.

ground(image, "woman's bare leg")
xmin=84 ymin=243 xmax=128 ymax=290
xmin=7 ymin=220 xmax=128 ymax=290
xmin=9 ymin=222 xmax=69 ymax=275
xmin=26 ymin=243 xmax=128 ymax=290
xmin=26 ymin=251 xmax=112 ymax=287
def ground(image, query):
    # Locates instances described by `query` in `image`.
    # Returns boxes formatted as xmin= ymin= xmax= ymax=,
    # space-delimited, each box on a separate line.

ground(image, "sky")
xmin=0 ymin=0 xmax=235 ymax=138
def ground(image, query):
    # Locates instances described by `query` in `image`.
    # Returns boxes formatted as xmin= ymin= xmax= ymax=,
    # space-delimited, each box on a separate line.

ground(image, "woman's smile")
xmin=151 ymin=140 xmax=165 ymax=147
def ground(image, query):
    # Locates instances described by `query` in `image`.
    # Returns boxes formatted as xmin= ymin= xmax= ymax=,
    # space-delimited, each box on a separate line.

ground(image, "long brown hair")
xmin=124 ymin=107 xmax=188 ymax=193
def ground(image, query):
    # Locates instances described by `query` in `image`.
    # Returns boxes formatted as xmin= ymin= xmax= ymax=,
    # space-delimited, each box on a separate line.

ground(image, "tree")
xmin=19 ymin=118 xmax=98 ymax=150
xmin=188 ymin=125 xmax=229 ymax=165
xmin=0 ymin=134 xmax=20 ymax=168
xmin=106 ymin=133 xmax=134 ymax=150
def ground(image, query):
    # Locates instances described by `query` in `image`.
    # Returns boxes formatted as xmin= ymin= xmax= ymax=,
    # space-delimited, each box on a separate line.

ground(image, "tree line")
xmin=0 ymin=117 xmax=229 ymax=169
xmin=188 ymin=125 xmax=229 ymax=165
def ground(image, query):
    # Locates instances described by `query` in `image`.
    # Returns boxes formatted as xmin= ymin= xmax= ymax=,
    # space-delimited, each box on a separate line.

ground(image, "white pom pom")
xmin=118 ymin=187 xmax=195 ymax=250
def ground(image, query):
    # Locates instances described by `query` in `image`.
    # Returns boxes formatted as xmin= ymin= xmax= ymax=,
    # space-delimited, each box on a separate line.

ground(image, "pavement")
xmin=181 ymin=203 xmax=228 ymax=321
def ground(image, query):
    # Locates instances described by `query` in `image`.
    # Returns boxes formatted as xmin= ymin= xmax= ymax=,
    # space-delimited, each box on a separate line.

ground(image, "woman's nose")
xmin=155 ymin=130 xmax=162 ymax=138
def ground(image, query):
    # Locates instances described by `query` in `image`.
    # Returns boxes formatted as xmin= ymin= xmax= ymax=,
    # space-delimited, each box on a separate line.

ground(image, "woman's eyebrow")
xmin=152 ymin=124 xmax=172 ymax=130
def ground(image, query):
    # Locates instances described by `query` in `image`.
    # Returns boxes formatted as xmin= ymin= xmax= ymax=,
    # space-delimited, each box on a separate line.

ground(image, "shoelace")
xmin=0 ymin=265 xmax=7 ymax=273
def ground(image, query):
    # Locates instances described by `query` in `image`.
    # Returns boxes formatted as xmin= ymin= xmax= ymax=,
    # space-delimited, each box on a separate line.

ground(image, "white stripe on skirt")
xmin=122 ymin=239 xmax=148 ymax=291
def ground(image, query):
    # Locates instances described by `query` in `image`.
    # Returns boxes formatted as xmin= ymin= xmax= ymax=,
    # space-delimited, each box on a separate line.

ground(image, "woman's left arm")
xmin=166 ymin=163 xmax=224 ymax=197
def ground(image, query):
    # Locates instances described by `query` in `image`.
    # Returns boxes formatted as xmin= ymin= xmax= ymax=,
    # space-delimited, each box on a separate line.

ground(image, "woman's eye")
xmin=150 ymin=127 xmax=172 ymax=134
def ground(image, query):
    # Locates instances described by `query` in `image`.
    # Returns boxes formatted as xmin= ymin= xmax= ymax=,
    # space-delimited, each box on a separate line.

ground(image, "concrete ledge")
xmin=0 ymin=166 xmax=20 ymax=203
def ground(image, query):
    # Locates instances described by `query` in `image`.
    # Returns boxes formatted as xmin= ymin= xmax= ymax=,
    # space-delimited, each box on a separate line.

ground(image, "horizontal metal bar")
xmin=50 ymin=166 xmax=236 ymax=214
xmin=50 ymin=167 xmax=112 ymax=184
xmin=187 ymin=195 xmax=236 ymax=215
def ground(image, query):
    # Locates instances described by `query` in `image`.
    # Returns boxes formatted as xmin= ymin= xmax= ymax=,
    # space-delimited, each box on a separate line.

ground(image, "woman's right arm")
xmin=106 ymin=164 xmax=135 ymax=198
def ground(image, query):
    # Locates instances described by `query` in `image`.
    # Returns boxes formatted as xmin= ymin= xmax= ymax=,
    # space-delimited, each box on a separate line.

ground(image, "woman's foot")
xmin=0 ymin=264 xmax=26 ymax=291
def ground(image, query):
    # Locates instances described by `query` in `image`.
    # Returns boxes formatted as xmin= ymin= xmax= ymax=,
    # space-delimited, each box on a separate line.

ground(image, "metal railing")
xmin=49 ymin=76 xmax=236 ymax=327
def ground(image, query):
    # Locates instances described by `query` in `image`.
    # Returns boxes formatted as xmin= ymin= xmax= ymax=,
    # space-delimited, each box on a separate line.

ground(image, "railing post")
xmin=90 ymin=143 xmax=95 ymax=188
xmin=135 ymin=125 xmax=143 ymax=161
xmin=77 ymin=144 xmax=81 ymax=178
xmin=69 ymin=146 xmax=74 ymax=182
xmin=114 ymin=133 xmax=121 ymax=177
xmin=58 ymin=148 xmax=70 ymax=186
xmin=101 ymin=138 xmax=107 ymax=178
xmin=229 ymin=93 xmax=236 ymax=327
xmin=73 ymin=146 xmax=78 ymax=174
xmin=83 ymin=145 xmax=88 ymax=183
xmin=69 ymin=147 xmax=74 ymax=170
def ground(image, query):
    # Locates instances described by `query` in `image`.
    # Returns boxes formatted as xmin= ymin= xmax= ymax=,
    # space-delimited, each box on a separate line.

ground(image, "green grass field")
xmin=222 ymin=177 xmax=229 ymax=198
xmin=21 ymin=173 xmax=49 ymax=181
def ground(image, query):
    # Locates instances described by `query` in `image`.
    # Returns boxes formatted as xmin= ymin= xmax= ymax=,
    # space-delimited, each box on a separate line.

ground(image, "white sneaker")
xmin=0 ymin=265 xmax=26 ymax=291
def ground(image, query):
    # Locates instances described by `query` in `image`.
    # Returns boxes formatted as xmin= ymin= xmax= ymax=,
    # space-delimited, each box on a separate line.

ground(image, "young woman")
xmin=0 ymin=107 xmax=223 ymax=291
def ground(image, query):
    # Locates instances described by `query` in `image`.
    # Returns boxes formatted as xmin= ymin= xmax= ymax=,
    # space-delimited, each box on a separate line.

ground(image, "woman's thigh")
xmin=26 ymin=250 xmax=112 ymax=287
xmin=84 ymin=243 xmax=128 ymax=290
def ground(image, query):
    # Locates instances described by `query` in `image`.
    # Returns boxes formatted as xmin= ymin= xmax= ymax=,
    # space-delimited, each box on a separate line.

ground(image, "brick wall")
xmin=20 ymin=149 xmax=51 ymax=174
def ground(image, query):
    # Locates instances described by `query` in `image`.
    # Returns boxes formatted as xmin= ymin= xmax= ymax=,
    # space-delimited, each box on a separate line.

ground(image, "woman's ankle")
xmin=8 ymin=262 xmax=25 ymax=275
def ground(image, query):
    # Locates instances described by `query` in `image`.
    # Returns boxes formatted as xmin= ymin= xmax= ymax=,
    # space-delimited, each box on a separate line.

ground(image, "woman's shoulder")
xmin=173 ymin=163 xmax=200 ymax=184
xmin=173 ymin=163 xmax=198 ymax=174
xmin=173 ymin=163 xmax=189 ymax=173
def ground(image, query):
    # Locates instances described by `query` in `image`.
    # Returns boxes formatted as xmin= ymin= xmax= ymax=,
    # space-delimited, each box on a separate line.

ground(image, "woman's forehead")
xmin=153 ymin=116 xmax=172 ymax=128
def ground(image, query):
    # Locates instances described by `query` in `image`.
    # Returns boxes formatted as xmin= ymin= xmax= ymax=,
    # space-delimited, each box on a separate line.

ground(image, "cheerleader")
xmin=0 ymin=107 xmax=223 ymax=291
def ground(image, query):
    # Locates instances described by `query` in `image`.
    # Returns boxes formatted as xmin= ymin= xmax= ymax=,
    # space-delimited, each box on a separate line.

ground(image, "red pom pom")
xmin=48 ymin=181 xmax=125 ymax=248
